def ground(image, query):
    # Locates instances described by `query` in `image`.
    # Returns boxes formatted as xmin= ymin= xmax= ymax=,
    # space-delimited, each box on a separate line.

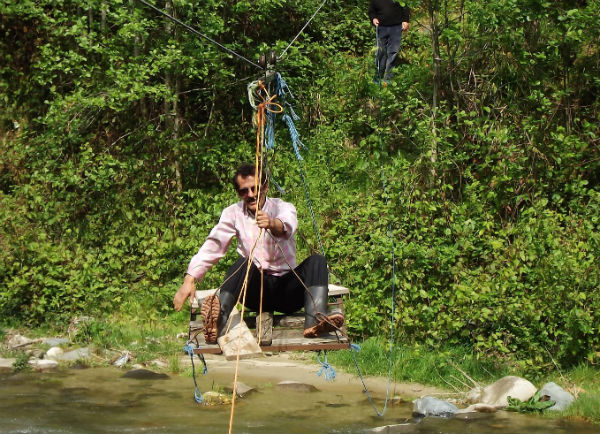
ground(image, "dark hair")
xmin=232 ymin=163 xmax=268 ymax=190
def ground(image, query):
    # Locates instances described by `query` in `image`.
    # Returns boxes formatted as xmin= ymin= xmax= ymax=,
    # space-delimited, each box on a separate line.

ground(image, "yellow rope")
xmin=229 ymin=80 xmax=282 ymax=434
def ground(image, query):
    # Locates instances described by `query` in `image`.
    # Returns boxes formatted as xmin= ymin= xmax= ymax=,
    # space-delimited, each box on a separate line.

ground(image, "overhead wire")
xmin=136 ymin=0 xmax=263 ymax=70
xmin=278 ymin=0 xmax=328 ymax=60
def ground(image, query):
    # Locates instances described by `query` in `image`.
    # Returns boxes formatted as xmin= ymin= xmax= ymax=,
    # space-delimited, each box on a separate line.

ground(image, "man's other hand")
xmin=372 ymin=18 xmax=380 ymax=26
xmin=173 ymin=274 xmax=195 ymax=311
xmin=256 ymin=210 xmax=271 ymax=230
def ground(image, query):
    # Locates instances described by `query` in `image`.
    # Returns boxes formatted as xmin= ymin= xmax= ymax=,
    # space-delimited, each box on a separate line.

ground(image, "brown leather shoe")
xmin=201 ymin=295 xmax=220 ymax=344
xmin=303 ymin=313 xmax=344 ymax=338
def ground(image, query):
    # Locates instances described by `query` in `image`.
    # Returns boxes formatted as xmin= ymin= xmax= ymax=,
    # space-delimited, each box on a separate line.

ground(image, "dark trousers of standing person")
xmin=215 ymin=254 xmax=329 ymax=332
xmin=376 ymin=24 xmax=403 ymax=80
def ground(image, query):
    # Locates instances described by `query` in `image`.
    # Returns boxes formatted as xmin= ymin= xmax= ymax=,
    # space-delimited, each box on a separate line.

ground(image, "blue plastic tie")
xmin=184 ymin=341 xmax=208 ymax=403
xmin=316 ymin=351 xmax=336 ymax=381
xmin=350 ymin=343 xmax=361 ymax=352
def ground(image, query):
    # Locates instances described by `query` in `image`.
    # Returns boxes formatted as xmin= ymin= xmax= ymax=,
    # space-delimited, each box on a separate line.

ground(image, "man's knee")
xmin=308 ymin=254 xmax=327 ymax=269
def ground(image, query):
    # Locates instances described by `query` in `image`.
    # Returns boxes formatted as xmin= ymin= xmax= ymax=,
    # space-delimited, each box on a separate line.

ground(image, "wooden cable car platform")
xmin=188 ymin=284 xmax=350 ymax=357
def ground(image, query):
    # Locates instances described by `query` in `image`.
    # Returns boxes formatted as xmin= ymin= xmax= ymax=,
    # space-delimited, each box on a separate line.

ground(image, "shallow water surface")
xmin=1 ymin=367 xmax=598 ymax=434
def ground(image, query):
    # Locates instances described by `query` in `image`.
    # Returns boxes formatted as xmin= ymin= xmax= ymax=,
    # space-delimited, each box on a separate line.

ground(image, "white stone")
xmin=52 ymin=347 xmax=92 ymax=362
xmin=42 ymin=337 xmax=70 ymax=346
xmin=539 ymin=382 xmax=576 ymax=411
xmin=412 ymin=396 xmax=458 ymax=417
xmin=0 ymin=358 xmax=17 ymax=373
xmin=29 ymin=359 xmax=59 ymax=371
xmin=217 ymin=308 xmax=263 ymax=360
xmin=45 ymin=347 xmax=64 ymax=360
xmin=479 ymin=376 xmax=537 ymax=407
xmin=7 ymin=334 xmax=37 ymax=349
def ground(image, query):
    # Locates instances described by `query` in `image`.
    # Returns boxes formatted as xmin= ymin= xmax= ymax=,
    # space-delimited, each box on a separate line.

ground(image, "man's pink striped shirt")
xmin=186 ymin=197 xmax=298 ymax=281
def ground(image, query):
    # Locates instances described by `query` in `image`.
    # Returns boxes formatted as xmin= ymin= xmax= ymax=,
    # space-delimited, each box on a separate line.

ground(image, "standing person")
xmin=369 ymin=0 xmax=410 ymax=82
xmin=173 ymin=163 xmax=344 ymax=343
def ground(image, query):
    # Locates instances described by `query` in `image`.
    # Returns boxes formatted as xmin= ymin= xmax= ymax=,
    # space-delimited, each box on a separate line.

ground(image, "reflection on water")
xmin=0 ymin=367 xmax=598 ymax=434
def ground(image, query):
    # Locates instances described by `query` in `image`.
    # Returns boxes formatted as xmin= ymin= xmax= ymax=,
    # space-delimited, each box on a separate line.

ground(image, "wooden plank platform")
xmin=188 ymin=284 xmax=350 ymax=355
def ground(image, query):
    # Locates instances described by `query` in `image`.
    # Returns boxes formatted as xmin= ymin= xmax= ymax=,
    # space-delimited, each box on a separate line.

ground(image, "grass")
xmin=1 ymin=311 xmax=189 ymax=373
xmin=324 ymin=337 xmax=512 ymax=390
xmin=543 ymin=364 xmax=600 ymax=426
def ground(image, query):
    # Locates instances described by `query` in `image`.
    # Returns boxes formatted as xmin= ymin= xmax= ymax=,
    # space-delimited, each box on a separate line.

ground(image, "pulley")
xmin=258 ymin=50 xmax=278 ymax=70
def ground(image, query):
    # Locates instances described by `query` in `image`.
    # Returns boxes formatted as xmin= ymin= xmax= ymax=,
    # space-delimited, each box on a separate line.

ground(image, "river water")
xmin=1 ymin=366 xmax=598 ymax=434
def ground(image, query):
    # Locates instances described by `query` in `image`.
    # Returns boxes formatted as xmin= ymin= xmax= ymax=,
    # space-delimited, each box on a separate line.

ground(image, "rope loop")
xmin=350 ymin=343 xmax=361 ymax=352
xmin=248 ymin=80 xmax=284 ymax=114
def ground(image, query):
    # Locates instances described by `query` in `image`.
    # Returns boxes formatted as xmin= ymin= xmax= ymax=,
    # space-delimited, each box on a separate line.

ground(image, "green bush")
xmin=1 ymin=0 xmax=599 ymax=372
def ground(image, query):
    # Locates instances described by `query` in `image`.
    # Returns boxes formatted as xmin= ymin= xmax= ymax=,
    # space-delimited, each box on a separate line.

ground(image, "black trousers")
xmin=218 ymin=254 xmax=328 ymax=316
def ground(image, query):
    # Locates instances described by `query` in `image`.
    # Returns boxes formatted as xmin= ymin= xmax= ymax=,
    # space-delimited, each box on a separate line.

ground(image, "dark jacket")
xmin=369 ymin=0 xmax=410 ymax=26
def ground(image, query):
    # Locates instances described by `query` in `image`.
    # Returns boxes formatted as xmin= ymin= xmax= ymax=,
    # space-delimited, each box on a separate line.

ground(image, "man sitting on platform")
xmin=173 ymin=163 xmax=344 ymax=343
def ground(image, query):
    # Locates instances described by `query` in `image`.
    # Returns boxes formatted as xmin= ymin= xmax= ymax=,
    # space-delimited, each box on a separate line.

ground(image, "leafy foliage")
xmin=507 ymin=390 xmax=556 ymax=413
xmin=1 ymin=0 xmax=599 ymax=372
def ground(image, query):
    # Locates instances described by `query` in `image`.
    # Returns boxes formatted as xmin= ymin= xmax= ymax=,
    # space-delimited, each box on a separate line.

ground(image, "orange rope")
xmin=229 ymin=81 xmax=282 ymax=434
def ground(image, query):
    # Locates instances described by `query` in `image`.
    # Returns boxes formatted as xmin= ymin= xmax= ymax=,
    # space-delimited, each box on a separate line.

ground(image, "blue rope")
xmin=346 ymin=28 xmax=398 ymax=418
xmin=316 ymin=350 xmax=336 ymax=381
xmin=269 ymin=73 xmax=325 ymax=256
xmin=184 ymin=342 xmax=208 ymax=404
xmin=266 ymin=110 xmax=276 ymax=150
xmin=281 ymin=114 xmax=306 ymax=161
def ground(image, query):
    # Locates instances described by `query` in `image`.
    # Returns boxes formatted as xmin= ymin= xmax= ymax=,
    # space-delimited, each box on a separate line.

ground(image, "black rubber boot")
xmin=217 ymin=290 xmax=238 ymax=335
xmin=303 ymin=285 xmax=345 ymax=338
xmin=304 ymin=285 xmax=328 ymax=330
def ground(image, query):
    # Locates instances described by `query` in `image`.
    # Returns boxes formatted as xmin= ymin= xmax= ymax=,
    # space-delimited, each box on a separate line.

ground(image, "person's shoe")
xmin=303 ymin=313 xmax=345 ymax=338
xmin=201 ymin=295 xmax=220 ymax=344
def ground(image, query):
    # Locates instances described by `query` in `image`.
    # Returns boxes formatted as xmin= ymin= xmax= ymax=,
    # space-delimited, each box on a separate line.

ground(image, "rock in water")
xmin=224 ymin=381 xmax=255 ymax=398
xmin=121 ymin=369 xmax=169 ymax=380
xmin=29 ymin=359 xmax=59 ymax=372
xmin=539 ymin=382 xmax=575 ymax=411
xmin=202 ymin=391 xmax=232 ymax=406
xmin=276 ymin=381 xmax=319 ymax=392
xmin=412 ymin=396 xmax=458 ymax=417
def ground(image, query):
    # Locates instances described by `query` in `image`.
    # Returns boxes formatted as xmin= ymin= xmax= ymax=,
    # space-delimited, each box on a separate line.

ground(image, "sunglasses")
xmin=237 ymin=184 xmax=266 ymax=196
